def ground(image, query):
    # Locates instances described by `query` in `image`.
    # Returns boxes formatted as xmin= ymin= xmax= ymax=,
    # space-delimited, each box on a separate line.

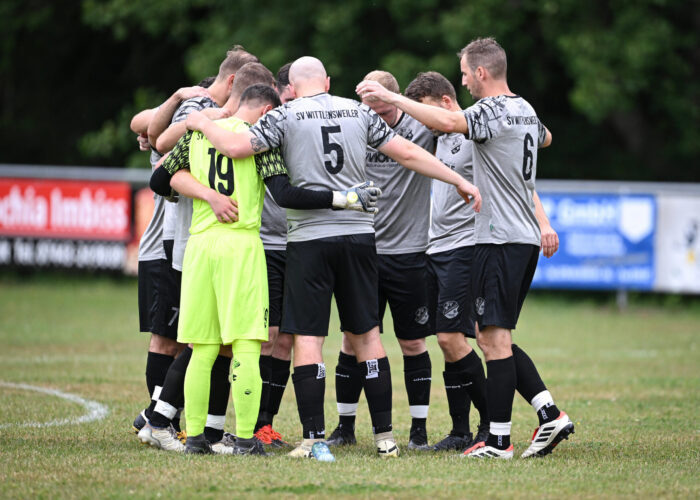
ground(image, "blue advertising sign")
xmin=531 ymin=193 xmax=656 ymax=290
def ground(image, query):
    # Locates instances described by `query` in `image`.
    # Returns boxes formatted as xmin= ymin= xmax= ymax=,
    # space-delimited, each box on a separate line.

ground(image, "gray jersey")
xmin=250 ymin=93 xmax=395 ymax=243
xmin=170 ymin=96 xmax=218 ymax=270
xmin=138 ymin=148 xmax=167 ymax=261
xmin=261 ymin=188 xmax=287 ymax=250
xmin=462 ymin=95 xmax=547 ymax=246
xmin=366 ymin=113 xmax=434 ymax=255
xmin=428 ymin=133 xmax=476 ymax=254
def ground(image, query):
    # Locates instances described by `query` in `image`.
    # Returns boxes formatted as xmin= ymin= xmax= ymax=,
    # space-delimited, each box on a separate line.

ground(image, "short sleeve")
xmin=537 ymin=120 xmax=547 ymax=147
xmin=172 ymin=96 xmax=217 ymax=124
xmin=462 ymin=98 xmax=501 ymax=143
xmin=364 ymin=105 xmax=396 ymax=149
xmin=161 ymin=131 xmax=193 ymax=175
xmin=255 ymin=147 xmax=289 ymax=179
xmin=249 ymin=107 xmax=287 ymax=150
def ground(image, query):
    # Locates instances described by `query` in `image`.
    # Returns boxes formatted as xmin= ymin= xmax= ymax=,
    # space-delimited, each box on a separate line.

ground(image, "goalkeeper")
xmin=153 ymin=83 xmax=380 ymax=454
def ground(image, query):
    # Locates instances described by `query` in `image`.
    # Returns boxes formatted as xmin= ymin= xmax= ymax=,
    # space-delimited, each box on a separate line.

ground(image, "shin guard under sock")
xmin=292 ymin=363 xmax=326 ymax=439
xmin=403 ymin=351 xmax=431 ymax=431
xmin=361 ymin=357 xmax=393 ymax=434
xmin=335 ymin=352 xmax=363 ymax=430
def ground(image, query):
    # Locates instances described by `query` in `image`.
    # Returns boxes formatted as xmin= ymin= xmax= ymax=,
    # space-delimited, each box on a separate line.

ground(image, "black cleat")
xmin=326 ymin=424 xmax=357 ymax=447
xmin=407 ymin=427 xmax=431 ymax=451
xmin=132 ymin=410 xmax=148 ymax=434
xmin=233 ymin=436 xmax=270 ymax=456
xmin=467 ymin=423 xmax=489 ymax=450
xmin=432 ymin=432 xmax=472 ymax=451
xmin=185 ymin=433 xmax=213 ymax=454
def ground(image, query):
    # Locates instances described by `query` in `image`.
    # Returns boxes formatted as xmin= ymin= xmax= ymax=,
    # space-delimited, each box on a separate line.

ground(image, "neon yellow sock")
xmin=184 ymin=343 xmax=219 ymax=437
xmin=231 ymin=339 xmax=263 ymax=438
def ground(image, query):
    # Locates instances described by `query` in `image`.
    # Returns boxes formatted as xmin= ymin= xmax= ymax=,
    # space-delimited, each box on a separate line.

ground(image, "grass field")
xmin=1 ymin=275 xmax=699 ymax=499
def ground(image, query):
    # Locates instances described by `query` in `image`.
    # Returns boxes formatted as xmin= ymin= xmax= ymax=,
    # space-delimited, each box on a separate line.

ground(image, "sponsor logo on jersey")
xmin=442 ymin=301 xmax=460 ymax=319
xmin=414 ymin=306 xmax=429 ymax=325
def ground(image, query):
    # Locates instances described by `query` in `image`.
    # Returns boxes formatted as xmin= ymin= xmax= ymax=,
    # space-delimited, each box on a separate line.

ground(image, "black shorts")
xmin=377 ymin=252 xmax=432 ymax=340
xmin=282 ymin=234 xmax=379 ymax=336
xmin=427 ymin=246 xmax=475 ymax=338
xmin=138 ymin=259 xmax=162 ymax=333
xmin=153 ymin=240 xmax=181 ymax=340
xmin=471 ymin=243 xmax=539 ymax=331
xmin=265 ymin=249 xmax=286 ymax=328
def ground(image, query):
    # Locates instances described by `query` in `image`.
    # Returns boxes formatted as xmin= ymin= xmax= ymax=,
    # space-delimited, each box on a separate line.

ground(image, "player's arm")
xmin=130 ymin=108 xmax=154 ymax=135
xmin=378 ymin=135 xmax=480 ymax=211
xmin=171 ymin=169 xmax=238 ymax=223
xmin=533 ymin=191 xmax=558 ymax=258
xmin=185 ymin=111 xmax=262 ymax=159
xmin=256 ymin=148 xmax=380 ymax=212
xmin=540 ymin=127 xmax=552 ymax=148
xmin=357 ymin=80 xmax=468 ymax=134
xmin=148 ymin=86 xmax=210 ymax=150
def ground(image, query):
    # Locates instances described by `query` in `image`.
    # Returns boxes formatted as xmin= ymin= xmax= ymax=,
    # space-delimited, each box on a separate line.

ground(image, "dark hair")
xmin=405 ymin=71 xmax=457 ymax=102
xmin=231 ymin=62 xmax=275 ymax=99
xmin=276 ymin=62 xmax=293 ymax=90
xmin=197 ymin=76 xmax=216 ymax=88
xmin=218 ymin=45 xmax=259 ymax=80
xmin=458 ymin=37 xmax=507 ymax=80
xmin=240 ymin=84 xmax=282 ymax=108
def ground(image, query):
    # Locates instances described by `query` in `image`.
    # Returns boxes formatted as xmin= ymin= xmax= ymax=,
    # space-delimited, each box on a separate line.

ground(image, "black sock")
xmin=265 ymin=356 xmax=291 ymax=425
xmin=485 ymin=356 xmax=516 ymax=450
xmin=443 ymin=361 xmax=471 ymax=437
xmin=461 ymin=350 xmax=489 ymax=427
xmin=403 ymin=351 xmax=431 ymax=431
xmin=145 ymin=351 xmax=174 ymax=419
xmin=171 ymin=410 xmax=182 ymax=433
xmin=512 ymin=344 xmax=559 ymax=425
xmin=335 ymin=352 xmax=363 ymax=430
xmin=150 ymin=347 xmax=192 ymax=428
xmin=255 ymin=355 xmax=274 ymax=431
xmin=204 ymin=355 xmax=231 ymax=443
xmin=292 ymin=363 xmax=326 ymax=439
xmin=361 ymin=357 xmax=393 ymax=435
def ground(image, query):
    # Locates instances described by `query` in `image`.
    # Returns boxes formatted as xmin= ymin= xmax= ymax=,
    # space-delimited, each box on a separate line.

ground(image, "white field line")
xmin=0 ymin=381 xmax=109 ymax=429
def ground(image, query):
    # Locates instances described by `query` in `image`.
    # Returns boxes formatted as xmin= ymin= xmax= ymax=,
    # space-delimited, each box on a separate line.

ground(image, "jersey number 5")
xmin=207 ymin=148 xmax=235 ymax=195
xmin=321 ymin=126 xmax=345 ymax=174
xmin=522 ymin=133 xmax=534 ymax=181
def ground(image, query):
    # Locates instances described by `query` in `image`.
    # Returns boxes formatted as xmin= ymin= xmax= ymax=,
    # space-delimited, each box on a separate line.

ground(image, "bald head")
xmin=289 ymin=56 xmax=329 ymax=95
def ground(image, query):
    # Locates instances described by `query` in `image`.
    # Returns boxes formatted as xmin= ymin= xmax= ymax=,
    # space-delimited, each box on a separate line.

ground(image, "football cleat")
xmin=467 ymin=423 xmax=489 ymax=450
xmin=132 ymin=410 xmax=148 ymax=434
xmin=407 ymin=427 xmax=431 ymax=451
xmin=176 ymin=430 xmax=187 ymax=444
xmin=254 ymin=425 xmax=273 ymax=446
xmin=211 ymin=433 xmax=237 ymax=455
xmin=138 ymin=423 xmax=185 ymax=452
xmin=432 ymin=432 xmax=472 ymax=452
xmin=326 ymin=424 xmax=356 ymax=447
xmin=233 ymin=436 xmax=270 ymax=456
xmin=375 ymin=431 xmax=399 ymax=458
xmin=521 ymin=411 xmax=574 ymax=458
xmin=288 ymin=438 xmax=325 ymax=458
xmin=268 ymin=427 xmax=290 ymax=448
xmin=462 ymin=442 xmax=513 ymax=459
xmin=185 ymin=433 xmax=213 ymax=454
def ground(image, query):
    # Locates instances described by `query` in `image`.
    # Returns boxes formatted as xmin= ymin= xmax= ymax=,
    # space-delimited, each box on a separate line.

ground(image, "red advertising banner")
xmin=0 ymin=178 xmax=132 ymax=241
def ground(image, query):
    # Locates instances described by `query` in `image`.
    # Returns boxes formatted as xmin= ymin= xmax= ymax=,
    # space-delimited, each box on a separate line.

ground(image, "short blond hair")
xmin=363 ymin=70 xmax=400 ymax=94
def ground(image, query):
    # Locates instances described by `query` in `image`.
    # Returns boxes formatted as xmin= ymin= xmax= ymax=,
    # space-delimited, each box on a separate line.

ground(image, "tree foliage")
xmin=1 ymin=0 xmax=697 ymax=180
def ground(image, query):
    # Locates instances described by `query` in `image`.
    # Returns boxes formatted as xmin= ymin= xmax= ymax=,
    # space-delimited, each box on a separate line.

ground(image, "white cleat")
xmin=138 ymin=423 xmax=185 ymax=452
xmin=375 ymin=431 xmax=399 ymax=458
xmin=211 ymin=433 xmax=237 ymax=455
xmin=462 ymin=442 xmax=513 ymax=459
xmin=288 ymin=438 xmax=324 ymax=458
xmin=521 ymin=411 xmax=575 ymax=458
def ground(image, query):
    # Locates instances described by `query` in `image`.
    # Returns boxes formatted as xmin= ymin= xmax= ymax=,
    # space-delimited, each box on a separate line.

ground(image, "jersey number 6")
xmin=207 ymin=147 xmax=235 ymax=195
xmin=522 ymin=133 xmax=534 ymax=181
xmin=321 ymin=125 xmax=345 ymax=174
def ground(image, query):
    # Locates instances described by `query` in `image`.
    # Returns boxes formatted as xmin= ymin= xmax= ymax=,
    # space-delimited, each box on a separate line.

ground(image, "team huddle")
xmin=129 ymin=37 xmax=574 ymax=461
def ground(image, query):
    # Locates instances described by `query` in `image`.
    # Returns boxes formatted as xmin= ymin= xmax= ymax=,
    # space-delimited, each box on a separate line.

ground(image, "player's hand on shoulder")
xmin=185 ymin=111 xmax=207 ymax=131
xmin=202 ymin=107 xmax=231 ymax=120
xmin=177 ymin=85 xmax=211 ymax=102
xmin=540 ymin=223 xmax=559 ymax=258
xmin=136 ymin=133 xmax=150 ymax=151
xmin=356 ymin=80 xmax=395 ymax=105
xmin=206 ymin=191 xmax=239 ymax=223
xmin=456 ymin=180 xmax=481 ymax=213
xmin=333 ymin=181 xmax=382 ymax=214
